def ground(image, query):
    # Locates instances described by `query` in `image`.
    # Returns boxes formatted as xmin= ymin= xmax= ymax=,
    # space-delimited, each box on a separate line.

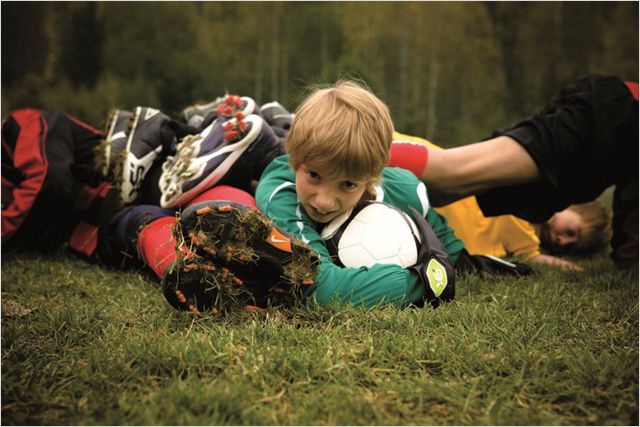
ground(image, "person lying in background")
xmin=388 ymin=75 xmax=638 ymax=269
xmin=390 ymin=132 xmax=612 ymax=271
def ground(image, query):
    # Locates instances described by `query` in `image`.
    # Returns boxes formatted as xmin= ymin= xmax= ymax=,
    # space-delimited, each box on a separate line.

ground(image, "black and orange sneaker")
xmin=162 ymin=200 xmax=319 ymax=313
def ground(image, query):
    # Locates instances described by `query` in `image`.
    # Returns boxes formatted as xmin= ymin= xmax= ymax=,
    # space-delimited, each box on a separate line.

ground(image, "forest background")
xmin=2 ymin=1 xmax=638 ymax=147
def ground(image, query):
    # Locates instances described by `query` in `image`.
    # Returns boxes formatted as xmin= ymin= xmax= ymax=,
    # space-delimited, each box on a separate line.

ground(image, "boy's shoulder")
xmin=255 ymin=154 xmax=295 ymax=209
xmin=381 ymin=165 xmax=423 ymax=191
xmin=257 ymin=154 xmax=294 ymax=192
xmin=379 ymin=166 xmax=430 ymax=217
xmin=260 ymin=153 xmax=292 ymax=178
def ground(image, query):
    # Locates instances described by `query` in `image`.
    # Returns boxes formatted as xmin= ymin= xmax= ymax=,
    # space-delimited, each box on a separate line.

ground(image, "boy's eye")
xmin=306 ymin=170 xmax=321 ymax=181
xmin=566 ymin=227 xmax=580 ymax=238
xmin=340 ymin=180 xmax=358 ymax=191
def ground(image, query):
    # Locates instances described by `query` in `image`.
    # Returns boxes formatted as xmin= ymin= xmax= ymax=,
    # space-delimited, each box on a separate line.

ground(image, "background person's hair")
xmin=286 ymin=79 xmax=394 ymax=185
xmin=568 ymin=200 xmax=613 ymax=254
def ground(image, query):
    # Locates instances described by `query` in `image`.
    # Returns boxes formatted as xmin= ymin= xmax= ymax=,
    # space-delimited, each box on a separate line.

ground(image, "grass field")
xmin=1 ymin=250 xmax=638 ymax=425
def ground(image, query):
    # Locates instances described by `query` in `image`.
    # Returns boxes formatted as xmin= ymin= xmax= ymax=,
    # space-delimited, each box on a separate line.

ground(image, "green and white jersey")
xmin=255 ymin=154 xmax=464 ymax=308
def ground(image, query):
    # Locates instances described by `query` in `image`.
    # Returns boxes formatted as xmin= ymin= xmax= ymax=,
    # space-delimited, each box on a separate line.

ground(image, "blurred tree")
xmin=98 ymin=2 xmax=207 ymax=115
xmin=485 ymin=2 xmax=531 ymax=117
xmin=59 ymin=2 xmax=103 ymax=87
xmin=1 ymin=2 xmax=49 ymax=87
xmin=1 ymin=2 xmax=637 ymax=145
xmin=594 ymin=2 xmax=639 ymax=81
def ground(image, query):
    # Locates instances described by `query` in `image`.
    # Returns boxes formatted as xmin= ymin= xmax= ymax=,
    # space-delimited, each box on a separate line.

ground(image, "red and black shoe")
xmin=162 ymin=201 xmax=319 ymax=313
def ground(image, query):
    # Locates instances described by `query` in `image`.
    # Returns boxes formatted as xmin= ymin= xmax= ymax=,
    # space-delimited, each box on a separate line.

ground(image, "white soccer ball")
xmin=321 ymin=202 xmax=421 ymax=268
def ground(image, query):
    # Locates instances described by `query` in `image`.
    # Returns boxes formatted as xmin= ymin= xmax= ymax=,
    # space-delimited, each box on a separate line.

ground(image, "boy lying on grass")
xmin=253 ymin=80 xmax=466 ymax=308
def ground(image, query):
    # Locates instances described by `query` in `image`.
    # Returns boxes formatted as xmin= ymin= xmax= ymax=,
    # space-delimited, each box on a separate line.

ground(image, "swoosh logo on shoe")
xmin=267 ymin=229 xmax=292 ymax=253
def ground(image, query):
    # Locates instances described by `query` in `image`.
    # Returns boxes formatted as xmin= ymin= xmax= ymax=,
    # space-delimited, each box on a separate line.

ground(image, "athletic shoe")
xmin=159 ymin=114 xmax=276 ymax=208
xmin=162 ymin=200 xmax=319 ymax=313
xmin=215 ymin=120 xmax=285 ymax=193
xmin=180 ymin=96 xmax=225 ymax=128
xmin=260 ymin=101 xmax=294 ymax=130
xmin=120 ymin=106 xmax=175 ymax=204
xmin=96 ymin=109 xmax=133 ymax=178
xmin=199 ymin=95 xmax=258 ymax=129
xmin=182 ymin=94 xmax=258 ymax=130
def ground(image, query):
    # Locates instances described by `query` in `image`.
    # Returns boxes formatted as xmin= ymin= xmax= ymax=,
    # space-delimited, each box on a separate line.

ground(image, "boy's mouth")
xmin=306 ymin=204 xmax=338 ymax=222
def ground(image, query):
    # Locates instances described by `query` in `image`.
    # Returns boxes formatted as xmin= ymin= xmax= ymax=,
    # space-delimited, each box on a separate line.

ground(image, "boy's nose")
xmin=557 ymin=234 xmax=575 ymax=246
xmin=313 ymin=192 xmax=336 ymax=213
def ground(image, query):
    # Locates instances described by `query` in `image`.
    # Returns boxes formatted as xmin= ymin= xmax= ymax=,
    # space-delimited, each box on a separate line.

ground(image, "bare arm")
xmin=422 ymin=136 xmax=541 ymax=206
xmin=530 ymin=254 xmax=584 ymax=271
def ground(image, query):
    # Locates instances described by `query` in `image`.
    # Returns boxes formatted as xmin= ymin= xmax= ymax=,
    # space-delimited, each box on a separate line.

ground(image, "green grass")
xmin=2 ymin=250 xmax=638 ymax=425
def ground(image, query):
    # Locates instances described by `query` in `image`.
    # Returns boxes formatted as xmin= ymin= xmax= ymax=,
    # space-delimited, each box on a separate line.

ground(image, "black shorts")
xmin=476 ymin=75 xmax=638 ymax=223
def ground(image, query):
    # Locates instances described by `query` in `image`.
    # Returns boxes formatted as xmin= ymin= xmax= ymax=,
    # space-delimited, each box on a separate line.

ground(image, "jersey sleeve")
xmin=498 ymin=216 xmax=541 ymax=260
xmin=255 ymin=158 xmax=425 ymax=308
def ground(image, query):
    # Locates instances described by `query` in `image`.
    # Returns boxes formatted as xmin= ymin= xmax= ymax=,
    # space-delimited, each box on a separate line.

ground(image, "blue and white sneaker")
xmin=120 ymin=106 xmax=175 ymax=204
xmin=159 ymin=114 xmax=269 ymax=208
xmin=99 ymin=109 xmax=133 ymax=178
xmin=181 ymin=94 xmax=258 ymax=130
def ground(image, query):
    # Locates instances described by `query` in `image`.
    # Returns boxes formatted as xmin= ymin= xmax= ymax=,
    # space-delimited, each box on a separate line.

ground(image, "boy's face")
xmin=539 ymin=209 xmax=583 ymax=252
xmin=295 ymin=163 xmax=372 ymax=224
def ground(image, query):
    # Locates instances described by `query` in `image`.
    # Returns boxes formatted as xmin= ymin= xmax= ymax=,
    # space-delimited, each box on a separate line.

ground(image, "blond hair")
xmin=569 ymin=201 xmax=612 ymax=253
xmin=286 ymin=80 xmax=393 ymax=185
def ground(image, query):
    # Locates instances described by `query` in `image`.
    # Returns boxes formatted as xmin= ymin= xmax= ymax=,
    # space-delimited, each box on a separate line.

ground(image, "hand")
xmin=454 ymin=249 xmax=534 ymax=276
xmin=531 ymin=254 xmax=584 ymax=271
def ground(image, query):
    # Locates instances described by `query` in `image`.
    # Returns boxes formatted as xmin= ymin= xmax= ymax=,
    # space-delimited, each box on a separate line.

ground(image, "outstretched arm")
xmin=420 ymin=136 xmax=541 ymax=206
xmin=530 ymin=254 xmax=583 ymax=271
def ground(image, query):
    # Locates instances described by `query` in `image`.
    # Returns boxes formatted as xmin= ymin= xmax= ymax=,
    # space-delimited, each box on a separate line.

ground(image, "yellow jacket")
xmin=392 ymin=131 xmax=541 ymax=261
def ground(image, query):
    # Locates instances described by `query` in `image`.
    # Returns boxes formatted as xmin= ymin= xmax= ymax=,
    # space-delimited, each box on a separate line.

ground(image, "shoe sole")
xmin=163 ymin=258 xmax=252 ymax=313
xmin=159 ymin=115 xmax=264 ymax=208
xmin=163 ymin=201 xmax=318 ymax=313
xmin=182 ymin=95 xmax=257 ymax=127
